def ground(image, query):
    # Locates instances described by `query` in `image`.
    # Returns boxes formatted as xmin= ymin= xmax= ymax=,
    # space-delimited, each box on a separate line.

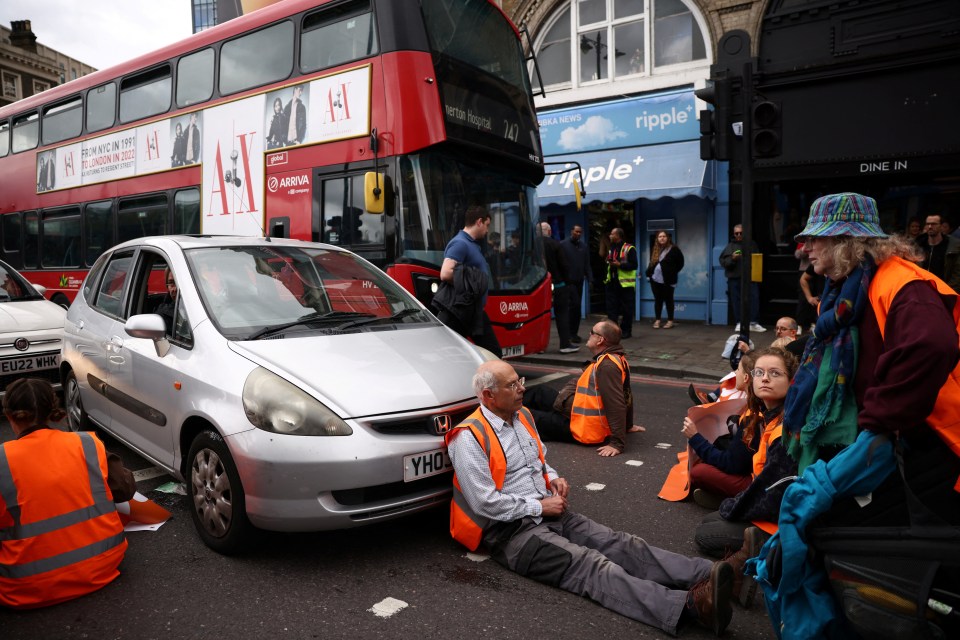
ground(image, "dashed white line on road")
xmin=465 ymin=552 xmax=489 ymax=562
xmin=625 ymin=460 xmax=644 ymax=467
xmin=523 ymin=372 xmax=568 ymax=387
xmin=585 ymin=482 xmax=606 ymax=491
xmin=133 ymin=467 xmax=169 ymax=482
xmin=654 ymin=442 xmax=672 ymax=449
xmin=369 ymin=597 xmax=408 ymax=618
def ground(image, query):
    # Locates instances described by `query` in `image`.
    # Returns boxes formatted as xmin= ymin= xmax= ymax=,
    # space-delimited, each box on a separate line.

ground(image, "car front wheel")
xmin=63 ymin=369 xmax=90 ymax=432
xmin=187 ymin=430 xmax=255 ymax=554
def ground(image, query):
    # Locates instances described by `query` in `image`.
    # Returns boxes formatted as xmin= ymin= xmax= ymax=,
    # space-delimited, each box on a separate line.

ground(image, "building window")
xmin=534 ymin=0 xmax=707 ymax=90
xmin=2 ymin=71 xmax=21 ymax=101
xmin=33 ymin=80 xmax=51 ymax=95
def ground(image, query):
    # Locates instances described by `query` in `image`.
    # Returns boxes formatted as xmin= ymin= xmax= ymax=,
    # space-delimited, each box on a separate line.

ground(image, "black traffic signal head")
xmin=695 ymin=79 xmax=732 ymax=161
xmin=751 ymin=100 xmax=782 ymax=158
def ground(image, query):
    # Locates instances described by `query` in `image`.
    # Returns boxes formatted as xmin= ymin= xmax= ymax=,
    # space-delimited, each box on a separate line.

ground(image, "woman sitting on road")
xmin=693 ymin=347 xmax=799 ymax=560
xmin=682 ymin=352 xmax=757 ymax=508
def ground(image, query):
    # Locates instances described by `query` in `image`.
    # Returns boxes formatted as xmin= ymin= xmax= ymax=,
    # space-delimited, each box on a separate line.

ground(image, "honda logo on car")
xmin=499 ymin=301 xmax=529 ymax=318
xmin=267 ymin=173 xmax=310 ymax=195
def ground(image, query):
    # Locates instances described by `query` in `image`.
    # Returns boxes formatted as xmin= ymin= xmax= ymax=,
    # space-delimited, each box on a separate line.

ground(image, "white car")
xmin=0 ymin=260 xmax=66 ymax=392
xmin=61 ymin=236 xmax=487 ymax=553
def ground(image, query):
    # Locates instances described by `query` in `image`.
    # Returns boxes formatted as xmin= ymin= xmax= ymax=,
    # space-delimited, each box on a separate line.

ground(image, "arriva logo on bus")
xmin=500 ymin=301 xmax=529 ymax=316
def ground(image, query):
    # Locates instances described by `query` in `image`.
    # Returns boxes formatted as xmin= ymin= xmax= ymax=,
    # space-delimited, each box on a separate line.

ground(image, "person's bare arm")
xmin=440 ymin=258 xmax=457 ymax=283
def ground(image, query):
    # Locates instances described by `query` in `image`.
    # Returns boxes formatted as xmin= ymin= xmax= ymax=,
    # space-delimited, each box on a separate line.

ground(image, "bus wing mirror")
xmin=364 ymin=172 xmax=385 ymax=214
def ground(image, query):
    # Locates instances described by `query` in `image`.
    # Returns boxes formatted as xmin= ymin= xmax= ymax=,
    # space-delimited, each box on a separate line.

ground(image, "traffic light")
xmin=751 ymin=100 xmax=782 ymax=158
xmin=695 ymin=79 xmax=732 ymax=161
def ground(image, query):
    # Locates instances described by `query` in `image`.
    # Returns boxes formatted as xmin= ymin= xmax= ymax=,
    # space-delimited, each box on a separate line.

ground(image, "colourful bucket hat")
xmin=795 ymin=193 xmax=887 ymax=240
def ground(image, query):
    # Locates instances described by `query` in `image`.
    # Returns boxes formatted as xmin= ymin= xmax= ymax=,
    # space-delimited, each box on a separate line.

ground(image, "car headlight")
xmin=242 ymin=367 xmax=352 ymax=436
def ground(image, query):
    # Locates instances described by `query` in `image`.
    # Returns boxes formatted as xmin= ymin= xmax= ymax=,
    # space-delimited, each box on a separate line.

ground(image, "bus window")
xmin=23 ymin=211 xmax=38 ymax=269
xmin=220 ymin=21 xmax=294 ymax=96
xmin=84 ymin=200 xmax=114 ymax=266
xmin=120 ymin=65 xmax=172 ymax=124
xmin=2 ymin=213 xmax=21 ymax=263
xmin=301 ymin=1 xmax=378 ymax=73
xmin=0 ymin=120 xmax=8 ymax=157
xmin=176 ymin=49 xmax=214 ymax=108
xmin=41 ymin=208 xmax=81 ymax=268
xmin=86 ymin=83 xmax=116 ymax=133
xmin=118 ymin=194 xmax=167 ymax=244
xmin=322 ymin=175 xmax=384 ymax=249
xmin=12 ymin=112 xmax=38 ymax=153
xmin=42 ymin=96 xmax=82 ymax=145
xmin=174 ymin=188 xmax=200 ymax=234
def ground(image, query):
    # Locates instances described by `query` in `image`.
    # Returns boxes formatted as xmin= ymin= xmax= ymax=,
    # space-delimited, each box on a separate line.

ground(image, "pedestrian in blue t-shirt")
xmin=433 ymin=205 xmax=502 ymax=357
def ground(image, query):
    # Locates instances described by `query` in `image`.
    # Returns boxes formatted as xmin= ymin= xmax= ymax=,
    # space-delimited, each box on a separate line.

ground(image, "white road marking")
xmin=465 ymin=552 xmax=489 ymax=562
xmin=654 ymin=442 xmax=672 ymax=449
xmin=369 ymin=597 xmax=408 ymax=618
xmin=133 ymin=467 xmax=169 ymax=482
xmin=625 ymin=460 xmax=644 ymax=467
xmin=523 ymin=372 xmax=568 ymax=387
xmin=585 ymin=482 xmax=605 ymax=491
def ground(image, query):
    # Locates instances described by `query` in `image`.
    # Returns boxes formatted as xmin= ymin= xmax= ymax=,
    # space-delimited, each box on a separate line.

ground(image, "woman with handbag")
xmin=646 ymin=231 xmax=684 ymax=329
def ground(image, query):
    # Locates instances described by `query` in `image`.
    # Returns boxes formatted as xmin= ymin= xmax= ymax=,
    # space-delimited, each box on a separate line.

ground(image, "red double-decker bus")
xmin=0 ymin=0 xmax=550 ymax=357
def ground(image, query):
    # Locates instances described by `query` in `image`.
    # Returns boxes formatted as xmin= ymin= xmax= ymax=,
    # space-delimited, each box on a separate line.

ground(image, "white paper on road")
xmin=115 ymin=491 xmax=172 ymax=532
xmin=465 ymin=552 xmax=489 ymax=562
xmin=654 ymin=442 xmax=672 ymax=449
xmin=585 ymin=482 xmax=605 ymax=491
xmin=369 ymin=597 xmax=408 ymax=618
xmin=624 ymin=460 xmax=644 ymax=467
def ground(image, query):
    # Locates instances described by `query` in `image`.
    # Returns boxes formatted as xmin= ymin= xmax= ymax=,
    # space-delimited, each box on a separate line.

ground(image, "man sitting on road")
xmin=525 ymin=320 xmax=643 ymax=457
xmin=445 ymin=359 xmax=739 ymax=636
xmin=773 ymin=316 xmax=810 ymax=358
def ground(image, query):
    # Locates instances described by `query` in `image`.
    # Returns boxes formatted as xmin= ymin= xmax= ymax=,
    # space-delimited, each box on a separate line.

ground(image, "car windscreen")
xmin=185 ymin=245 xmax=434 ymax=339
xmin=0 ymin=263 xmax=43 ymax=302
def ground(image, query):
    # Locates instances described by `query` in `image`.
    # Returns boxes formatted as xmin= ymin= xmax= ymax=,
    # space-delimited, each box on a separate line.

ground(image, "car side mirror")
xmin=31 ymin=283 xmax=47 ymax=295
xmin=125 ymin=314 xmax=171 ymax=357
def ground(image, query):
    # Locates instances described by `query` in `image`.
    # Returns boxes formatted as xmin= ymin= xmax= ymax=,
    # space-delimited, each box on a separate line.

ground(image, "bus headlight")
xmin=242 ymin=367 xmax=352 ymax=436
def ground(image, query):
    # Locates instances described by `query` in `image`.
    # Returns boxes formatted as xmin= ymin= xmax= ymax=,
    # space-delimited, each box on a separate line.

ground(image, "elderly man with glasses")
xmin=445 ymin=359 xmax=738 ymax=636
xmin=523 ymin=320 xmax=644 ymax=456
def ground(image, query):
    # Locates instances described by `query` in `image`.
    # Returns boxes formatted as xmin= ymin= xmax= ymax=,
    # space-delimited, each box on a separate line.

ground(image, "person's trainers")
xmin=558 ymin=345 xmax=581 ymax=354
xmin=688 ymin=561 xmax=734 ymax=636
xmin=725 ymin=526 xmax=763 ymax=608
xmin=749 ymin=322 xmax=767 ymax=332
xmin=693 ymin=488 xmax=724 ymax=510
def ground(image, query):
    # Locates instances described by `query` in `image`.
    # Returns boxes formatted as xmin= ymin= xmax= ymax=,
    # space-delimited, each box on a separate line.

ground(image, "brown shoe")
xmin=725 ymin=526 xmax=763 ymax=608
xmin=689 ymin=561 xmax=734 ymax=635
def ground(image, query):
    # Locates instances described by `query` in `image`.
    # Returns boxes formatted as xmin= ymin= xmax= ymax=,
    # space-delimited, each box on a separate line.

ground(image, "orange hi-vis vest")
xmin=570 ymin=353 xmax=628 ymax=444
xmin=445 ymin=406 xmax=549 ymax=551
xmin=868 ymin=256 xmax=960 ymax=491
xmin=752 ymin=412 xmax=784 ymax=479
xmin=0 ymin=429 xmax=127 ymax=609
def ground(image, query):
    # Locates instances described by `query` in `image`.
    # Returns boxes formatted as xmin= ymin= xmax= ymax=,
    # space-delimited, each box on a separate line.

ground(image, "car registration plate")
xmin=403 ymin=448 xmax=452 ymax=482
xmin=0 ymin=353 xmax=60 ymax=374
xmin=502 ymin=344 xmax=525 ymax=358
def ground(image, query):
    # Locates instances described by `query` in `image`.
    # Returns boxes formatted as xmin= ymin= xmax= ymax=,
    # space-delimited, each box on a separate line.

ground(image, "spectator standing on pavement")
xmin=434 ymin=205 xmax=502 ymax=357
xmin=646 ymin=231 xmax=685 ymax=329
xmin=525 ymin=319 xmax=644 ymax=455
xmin=446 ymin=359 xmax=738 ymax=636
xmin=539 ymin=222 xmax=578 ymax=354
xmin=719 ymin=225 xmax=766 ymax=333
xmin=560 ymin=224 xmax=591 ymax=343
xmin=915 ymin=213 xmax=960 ymax=292
xmin=604 ymin=227 xmax=638 ymax=338
xmin=0 ymin=378 xmax=135 ymax=609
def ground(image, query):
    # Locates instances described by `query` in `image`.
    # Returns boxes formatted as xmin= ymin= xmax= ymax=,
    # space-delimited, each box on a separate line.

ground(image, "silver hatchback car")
xmin=61 ymin=236 xmax=485 ymax=553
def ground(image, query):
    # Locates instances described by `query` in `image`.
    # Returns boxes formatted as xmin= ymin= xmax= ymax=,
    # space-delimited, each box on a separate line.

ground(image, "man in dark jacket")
xmin=916 ymin=213 xmax=960 ymax=292
xmin=604 ymin=228 xmax=639 ymax=338
xmin=719 ymin=224 xmax=766 ymax=332
xmin=561 ymin=224 xmax=592 ymax=343
xmin=539 ymin=222 xmax=577 ymax=353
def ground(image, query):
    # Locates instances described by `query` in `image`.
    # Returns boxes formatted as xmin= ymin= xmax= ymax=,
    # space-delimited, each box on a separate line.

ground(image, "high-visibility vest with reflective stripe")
xmin=570 ymin=353 xmax=628 ymax=444
xmin=867 ymin=256 xmax=960 ymax=491
xmin=445 ymin=407 xmax=549 ymax=551
xmin=0 ymin=428 xmax=127 ymax=609
xmin=604 ymin=243 xmax=637 ymax=287
xmin=752 ymin=413 xmax=783 ymax=479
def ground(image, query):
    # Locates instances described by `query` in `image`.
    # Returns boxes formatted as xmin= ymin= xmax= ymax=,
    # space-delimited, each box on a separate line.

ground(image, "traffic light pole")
xmin=739 ymin=61 xmax=754 ymax=342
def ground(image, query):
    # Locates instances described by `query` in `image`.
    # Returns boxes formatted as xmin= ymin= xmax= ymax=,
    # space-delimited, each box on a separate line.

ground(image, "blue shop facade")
xmin=537 ymin=89 xmax=733 ymax=325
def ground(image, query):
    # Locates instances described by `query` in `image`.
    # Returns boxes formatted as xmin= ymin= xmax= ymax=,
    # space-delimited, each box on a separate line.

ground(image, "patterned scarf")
xmin=783 ymin=256 xmax=875 ymax=472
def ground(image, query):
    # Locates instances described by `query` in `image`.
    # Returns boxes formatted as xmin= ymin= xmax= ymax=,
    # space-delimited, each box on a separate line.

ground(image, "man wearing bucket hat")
xmin=745 ymin=192 xmax=960 ymax=638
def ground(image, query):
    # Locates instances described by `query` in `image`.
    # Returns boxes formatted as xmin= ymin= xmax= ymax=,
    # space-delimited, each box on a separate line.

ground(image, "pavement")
xmin=515 ymin=314 xmax=775 ymax=383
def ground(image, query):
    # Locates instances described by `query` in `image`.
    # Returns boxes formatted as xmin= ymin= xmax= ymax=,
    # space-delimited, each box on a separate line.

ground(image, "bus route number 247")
xmin=503 ymin=120 xmax=519 ymax=142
